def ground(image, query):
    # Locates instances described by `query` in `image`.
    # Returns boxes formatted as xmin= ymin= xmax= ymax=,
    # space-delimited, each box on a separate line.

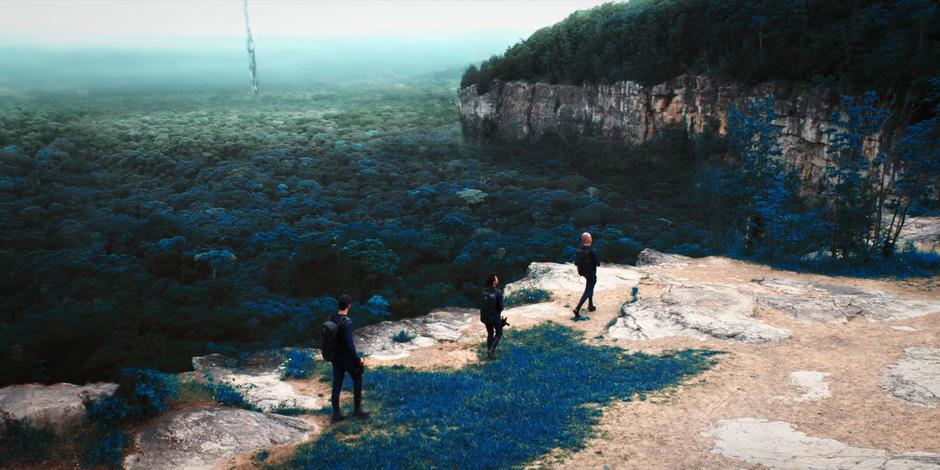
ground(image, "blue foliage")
xmin=253 ymin=449 xmax=270 ymax=462
xmin=213 ymin=382 xmax=252 ymax=409
xmin=281 ymin=349 xmax=317 ymax=379
xmin=281 ymin=323 xmax=717 ymax=469
xmin=343 ymin=239 xmax=400 ymax=276
xmin=83 ymin=430 xmax=128 ymax=469
xmin=84 ymin=395 xmax=129 ymax=428
xmin=391 ymin=330 xmax=416 ymax=343
xmin=504 ymin=287 xmax=553 ymax=308
xmin=121 ymin=368 xmax=179 ymax=419
xmin=361 ymin=294 xmax=391 ymax=317
xmin=156 ymin=235 xmax=187 ymax=251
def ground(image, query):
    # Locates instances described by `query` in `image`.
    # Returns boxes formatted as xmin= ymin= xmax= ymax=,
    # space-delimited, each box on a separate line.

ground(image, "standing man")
xmin=574 ymin=232 xmax=600 ymax=319
xmin=479 ymin=272 xmax=505 ymax=359
xmin=328 ymin=294 xmax=369 ymax=422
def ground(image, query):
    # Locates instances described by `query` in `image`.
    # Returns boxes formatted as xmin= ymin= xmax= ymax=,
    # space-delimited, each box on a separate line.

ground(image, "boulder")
xmin=124 ymin=407 xmax=313 ymax=470
xmin=0 ymin=382 xmax=118 ymax=432
xmin=355 ymin=309 xmax=476 ymax=360
xmin=609 ymin=283 xmax=789 ymax=342
xmin=509 ymin=262 xmax=641 ymax=293
xmin=881 ymin=347 xmax=940 ymax=408
xmin=756 ymin=278 xmax=940 ymax=323
xmin=634 ymin=248 xmax=690 ymax=267
xmin=192 ymin=349 xmax=321 ymax=413
xmin=702 ymin=418 xmax=940 ymax=469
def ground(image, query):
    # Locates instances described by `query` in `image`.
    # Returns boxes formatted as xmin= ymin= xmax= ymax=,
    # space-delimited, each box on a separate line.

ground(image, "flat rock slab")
xmin=192 ymin=349 xmax=321 ymax=413
xmin=881 ymin=347 xmax=940 ymax=408
xmin=125 ymin=407 xmax=313 ymax=470
xmin=703 ymin=418 xmax=940 ymax=469
xmin=757 ymin=278 xmax=940 ymax=323
xmin=0 ymin=382 xmax=118 ymax=432
xmin=788 ymin=371 xmax=831 ymax=402
xmin=609 ymin=283 xmax=789 ymax=342
xmin=635 ymin=248 xmax=691 ymax=267
xmin=356 ymin=309 xmax=476 ymax=360
xmin=510 ymin=262 xmax=641 ymax=294
xmin=509 ymin=302 xmax=572 ymax=320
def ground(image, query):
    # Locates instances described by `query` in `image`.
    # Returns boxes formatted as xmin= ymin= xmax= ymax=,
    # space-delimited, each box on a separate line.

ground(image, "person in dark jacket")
xmin=574 ymin=232 xmax=600 ymax=319
xmin=328 ymin=294 xmax=369 ymax=422
xmin=479 ymin=272 xmax=505 ymax=359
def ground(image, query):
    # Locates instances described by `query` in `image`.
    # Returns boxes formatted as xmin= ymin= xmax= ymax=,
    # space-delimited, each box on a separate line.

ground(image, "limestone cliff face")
xmin=458 ymin=75 xmax=849 ymax=184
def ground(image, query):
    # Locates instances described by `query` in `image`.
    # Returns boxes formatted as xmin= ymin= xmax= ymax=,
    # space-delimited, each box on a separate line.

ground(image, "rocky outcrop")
xmin=0 ymin=382 xmax=118 ymax=432
xmin=459 ymin=75 xmax=857 ymax=185
xmin=124 ymin=407 xmax=313 ymax=470
xmin=881 ymin=347 xmax=940 ymax=408
xmin=635 ymin=248 xmax=690 ymax=268
xmin=702 ymin=418 xmax=940 ymax=469
xmin=509 ymin=261 xmax=641 ymax=294
xmin=755 ymin=277 xmax=940 ymax=323
xmin=192 ymin=349 xmax=321 ymax=413
xmin=898 ymin=216 xmax=940 ymax=252
xmin=355 ymin=309 xmax=478 ymax=361
xmin=609 ymin=282 xmax=790 ymax=342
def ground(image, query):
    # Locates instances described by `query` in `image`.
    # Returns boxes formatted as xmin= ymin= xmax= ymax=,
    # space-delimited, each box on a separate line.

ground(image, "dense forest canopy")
xmin=461 ymin=0 xmax=939 ymax=113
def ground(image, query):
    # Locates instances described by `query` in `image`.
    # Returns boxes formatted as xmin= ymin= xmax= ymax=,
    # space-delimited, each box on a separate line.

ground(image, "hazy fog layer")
xmin=0 ymin=0 xmax=610 ymax=91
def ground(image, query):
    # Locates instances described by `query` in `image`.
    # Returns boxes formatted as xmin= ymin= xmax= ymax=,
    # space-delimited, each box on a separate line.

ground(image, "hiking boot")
xmin=353 ymin=399 xmax=371 ymax=419
xmin=588 ymin=305 xmax=597 ymax=312
xmin=331 ymin=412 xmax=347 ymax=423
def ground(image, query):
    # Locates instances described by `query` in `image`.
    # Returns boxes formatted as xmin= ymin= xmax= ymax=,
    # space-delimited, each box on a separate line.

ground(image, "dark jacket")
xmin=479 ymin=285 xmax=504 ymax=324
xmin=576 ymin=245 xmax=600 ymax=277
xmin=328 ymin=312 xmax=358 ymax=360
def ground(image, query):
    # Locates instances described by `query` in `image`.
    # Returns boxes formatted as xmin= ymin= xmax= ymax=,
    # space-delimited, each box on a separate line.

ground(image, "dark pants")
xmin=576 ymin=275 xmax=597 ymax=311
xmin=484 ymin=320 xmax=503 ymax=353
xmin=331 ymin=356 xmax=363 ymax=414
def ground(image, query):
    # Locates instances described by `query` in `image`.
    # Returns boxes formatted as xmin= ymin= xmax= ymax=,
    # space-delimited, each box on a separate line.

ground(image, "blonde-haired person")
xmin=573 ymin=232 xmax=600 ymax=319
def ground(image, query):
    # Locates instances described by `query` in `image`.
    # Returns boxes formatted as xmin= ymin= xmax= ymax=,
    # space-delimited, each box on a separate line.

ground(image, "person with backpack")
xmin=321 ymin=294 xmax=370 ymax=422
xmin=479 ymin=272 xmax=506 ymax=359
xmin=573 ymin=232 xmax=600 ymax=319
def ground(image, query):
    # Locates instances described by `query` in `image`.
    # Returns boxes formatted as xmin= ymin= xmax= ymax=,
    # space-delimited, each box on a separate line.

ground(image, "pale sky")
xmin=0 ymin=0 xmax=612 ymax=47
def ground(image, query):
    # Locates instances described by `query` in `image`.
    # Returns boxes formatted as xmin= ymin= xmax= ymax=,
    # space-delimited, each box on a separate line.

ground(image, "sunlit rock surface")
xmin=0 ymin=382 xmax=118 ymax=432
xmin=459 ymin=75 xmax=847 ymax=186
xmin=192 ymin=349 xmax=321 ymax=413
xmin=508 ymin=261 xmax=640 ymax=293
xmin=703 ymin=418 xmax=940 ymax=469
xmin=355 ymin=308 xmax=477 ymax=360
xmin=609 ymin=282 xmax=790 ymax=342
xmin=124 ymin=407 xmax=313 ymax=470
xmin=882 ymin=347 xmax=940 ymax=408
xmin=756 ymin=278 xmax=940 ymax=323
xmin=635 ymin=248 xmax=691 ymax=267
xmin=787 ymin=371 xmax=831 ymax=402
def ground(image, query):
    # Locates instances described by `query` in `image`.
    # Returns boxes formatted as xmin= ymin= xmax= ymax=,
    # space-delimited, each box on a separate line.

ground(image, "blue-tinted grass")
xmin=277 ymin=323 xmax=718 ymax=469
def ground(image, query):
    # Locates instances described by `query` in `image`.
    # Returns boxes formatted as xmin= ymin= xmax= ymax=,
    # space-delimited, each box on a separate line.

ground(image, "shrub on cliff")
xmin=461 ymin=0 xmax=938 ymax=119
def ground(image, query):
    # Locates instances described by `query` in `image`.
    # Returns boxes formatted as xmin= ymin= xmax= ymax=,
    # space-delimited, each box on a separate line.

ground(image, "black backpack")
xmin=575 ymin=247 xmax=591 ymax=277
xmin=480 ymin=289 xmax=499 ymax=323
xmin=321 ymin=318 xmax=339 ymax=361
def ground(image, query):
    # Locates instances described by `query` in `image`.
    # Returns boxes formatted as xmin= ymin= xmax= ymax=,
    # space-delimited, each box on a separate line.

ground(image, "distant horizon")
xmin=0 ymin=0 xmax=612 ymax=48
xmin=0 ymin=0 xmax=613 ymax=90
